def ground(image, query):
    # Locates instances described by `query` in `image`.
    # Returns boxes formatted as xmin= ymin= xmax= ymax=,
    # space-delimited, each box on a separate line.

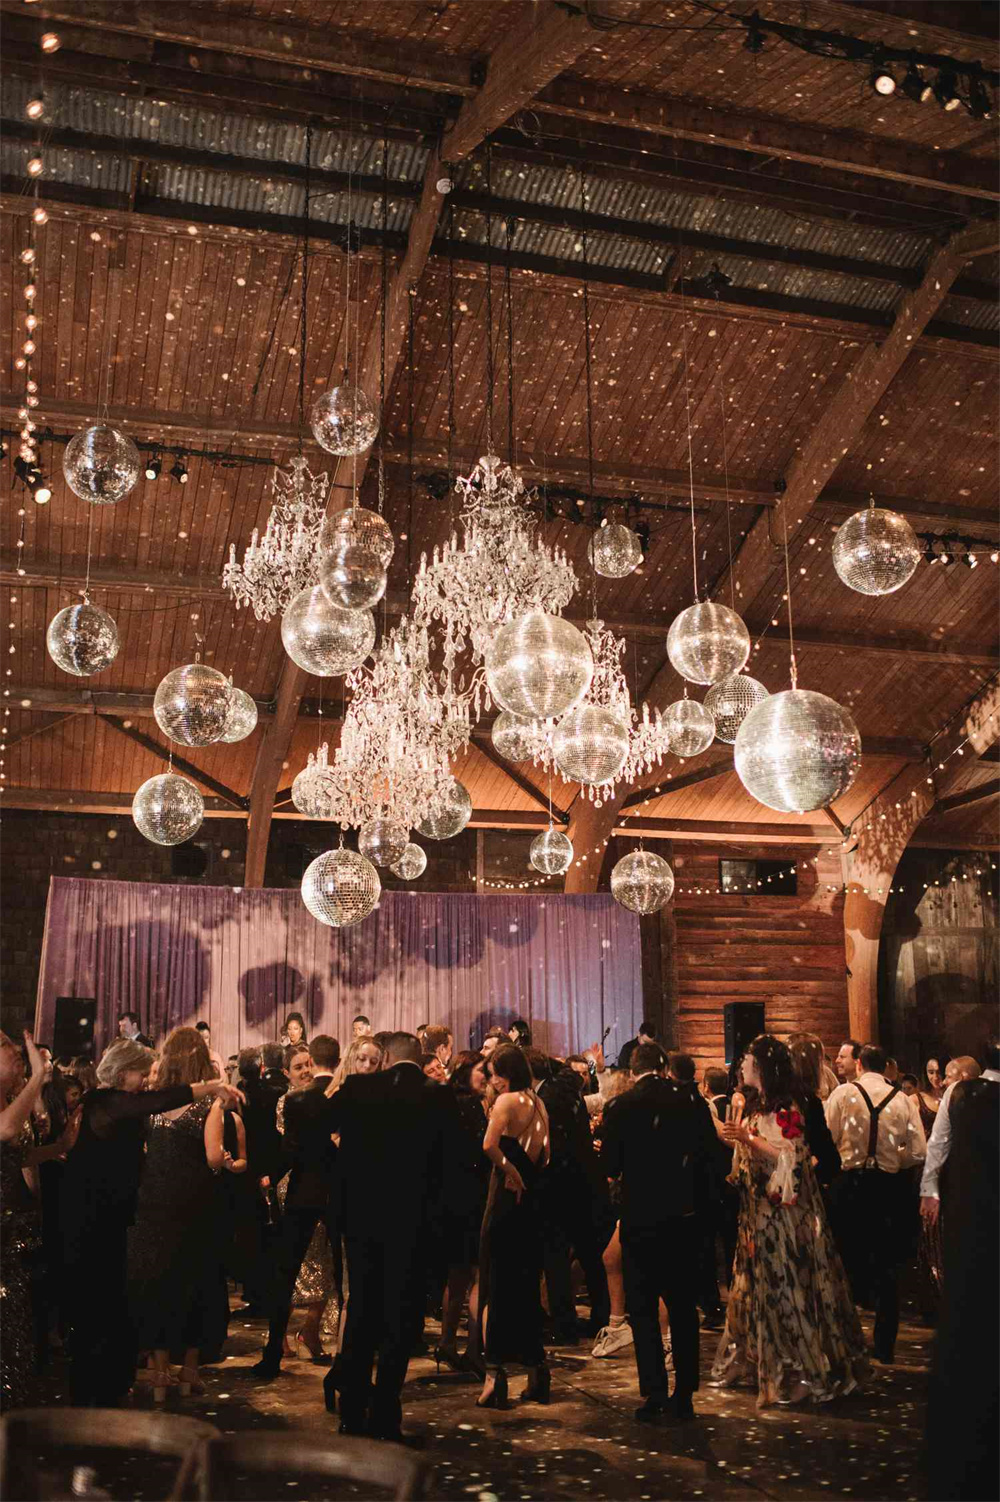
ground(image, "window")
xmin=719 ymin=858 xmax=797 ymax=895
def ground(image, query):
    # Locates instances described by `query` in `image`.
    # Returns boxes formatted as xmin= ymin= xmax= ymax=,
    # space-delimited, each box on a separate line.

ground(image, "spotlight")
xmin=933 ymin=70 xmax=962 ymax=110
xmin=144 ymin=454 xmax=161 ymax=481
xmin=901 ymin=63 xmax=933 ymax=103
xmin=170 ymin=457 xmax=189 ymax=484
xmin=33 ymin=482 xmax=51 ymax=505
xmin=870 ymin=53 xmax=896 ymax=95
xmin=14 ymin=457 xmax=50 ymax=503
xmin=967 ymin=76 xmax=993 ymax=119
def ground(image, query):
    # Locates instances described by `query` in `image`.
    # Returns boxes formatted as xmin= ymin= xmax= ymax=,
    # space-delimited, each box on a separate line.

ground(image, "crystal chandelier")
xmin=222 ymin=455 xmax=329 ymax=622
xmin=411 ymin=453 xmax=577 ymax=687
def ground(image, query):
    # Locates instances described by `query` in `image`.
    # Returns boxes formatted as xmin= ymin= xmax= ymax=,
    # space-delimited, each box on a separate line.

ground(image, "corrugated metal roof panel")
xmin=939 ymin=294 xmax=1000 ymax=332
xmin=149 ymin=164 xmax=413 ymax=232
xmin=0 ymin=140 xmax=131 ymax=195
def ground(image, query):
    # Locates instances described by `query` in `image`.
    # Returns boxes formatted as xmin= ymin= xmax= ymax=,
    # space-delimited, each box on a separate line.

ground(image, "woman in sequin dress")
xmin=0 ymin=1032 xmax=47 ymax=1410
xmin=274 ymin=1044 xmax=338 ymax=1360
xmin=712 ymin=1034 xmax=868 ymax=1410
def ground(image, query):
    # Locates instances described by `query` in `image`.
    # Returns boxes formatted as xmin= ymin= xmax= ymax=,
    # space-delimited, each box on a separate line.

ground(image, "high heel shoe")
xmin=151 ymin=1370 xmax=177 ymax=1404
xmin=522 ymin=1364 xmax=551 ymax=1404
xmin=295 ymin=1330 xmax=332 ymax=1366
xmin=323 ymin=1354 xmax=343 ymax=1415
xmin=434 ymin=1344 xmax=467 ymax=1375
xmin=476 ymin=1367 xmax=508 ymax=1409
xmin=176 ymin=1365 xmax=205 ymax=1397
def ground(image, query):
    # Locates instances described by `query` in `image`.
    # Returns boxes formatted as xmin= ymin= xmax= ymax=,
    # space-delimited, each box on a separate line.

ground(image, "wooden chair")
xmin=203 ymin=1432 xmax=431 ymax=1500
xmin=0 ymin=1409 xmax=218 ymax=1501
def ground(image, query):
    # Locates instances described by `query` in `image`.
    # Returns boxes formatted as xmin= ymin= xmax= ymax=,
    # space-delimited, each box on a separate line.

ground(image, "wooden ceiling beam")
xmin=468 ymin=731 xmax=571 ymax=824
xmin=614 ymin=816 xmax=841 ymax=844
xmin=620 ymin=757 xmax=733 ymax=811
xmin=97 ymin=715 xmax=249 ymax=810
xmin=932 ymin=776 xmax=1000 ymax=816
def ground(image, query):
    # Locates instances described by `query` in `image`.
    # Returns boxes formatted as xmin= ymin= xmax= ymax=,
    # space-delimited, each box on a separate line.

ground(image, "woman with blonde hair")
xmin=331 ymin=1034 xmax=383 ymax=1090
xmin=126 ymin=1027 xmax=246 ymax=1400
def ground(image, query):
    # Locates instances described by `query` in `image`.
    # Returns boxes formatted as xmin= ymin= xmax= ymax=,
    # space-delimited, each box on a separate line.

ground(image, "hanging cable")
xmin=781 ymin=505 xmax=798 ymax=690
xmin=579 ymin=165 xmax=598 ymax=616
xmin=406 ymin=287 xmax=416 ymax=590
xmin=484 ymin=141 xmax=495 ymax=456
xmin=679 ymin=274 xmax=699 ymax=601
xmin=504 ymin=215 xmax=516 ymax=466
xmin=447 ymin=200 xmax=457 ymax=530
xmin=297 ymin=120 xmax=312 ymax=455
xmin=377 ymin=129 xmax=389 ymax=517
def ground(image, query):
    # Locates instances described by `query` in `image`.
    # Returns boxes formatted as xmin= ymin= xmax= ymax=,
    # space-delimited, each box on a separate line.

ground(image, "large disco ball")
xmin=662 ymin=697 xmax=715 ymax=758
xmin=704 ymin=673 xmax=768 ymax=745
xmin=529 ymin=827 xmax=574 ymax=875
xmin=358 ymin=819 xmax=409 ymax=868
xmin=132 ymin=773 xmax=204 ymax=846
xmin=588 ymin=522 xmax=642 ymax=579
xmin=320 ymin=507 xmax=395 ymax=568
xmin=319 ymin=544 xmax=387 ymax=610
xmin=485 ymin=611 xmax=593 ymax=720
xmin=832 ymin=505 xmax=921 ymax=596
xmin=310 ymin=384 xmax=379 ymax=456
xmin=154 ymin=663 xmax=231 ymax=746
xmin=219 ymin=686 xmax=258 ymax=743
xmin=301 ymin=847 xmax=381 ymax=928
xmin=735 ymin=688 xmax=861 ymax=813
xmin=492 ymin=710 xmax=546 ymax=763
xmin=666 ymin=601 xmax=750 ymax=686
xmin=611 ymin=849 xmax=675 ymax=915
xmin=291 ymin=763 xmax=338 ymax=819
xmin=553 ymin=704 xmax=630 ymax=786
xmin=281 ymin=586 xmax=375 ymax=676
xmin=46 ymin=601 xmax=119 ymax=676
xmin=390 ymin=842 xmax=428 ymax=881
xmin=417 ymin=778 xmax=473 ymax=840
xmin=63 ymin=423 xmax=140 ymax=504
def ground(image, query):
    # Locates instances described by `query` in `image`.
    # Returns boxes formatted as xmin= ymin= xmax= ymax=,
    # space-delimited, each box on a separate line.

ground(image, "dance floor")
xmin=43 ymin=1310 xmax=932 ymax=1500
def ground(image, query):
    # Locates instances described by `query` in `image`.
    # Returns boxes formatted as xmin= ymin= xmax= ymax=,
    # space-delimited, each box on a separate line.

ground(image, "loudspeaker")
xmin=53 ymin=997 xmax=96 ymax=1062
xmin=723 ymin=1001 xmax=765 ymax=1066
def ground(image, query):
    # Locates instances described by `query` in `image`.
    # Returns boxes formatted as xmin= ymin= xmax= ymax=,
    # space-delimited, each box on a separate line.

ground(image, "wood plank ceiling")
xmin=2 ymin=0 xmax=997 ymax=874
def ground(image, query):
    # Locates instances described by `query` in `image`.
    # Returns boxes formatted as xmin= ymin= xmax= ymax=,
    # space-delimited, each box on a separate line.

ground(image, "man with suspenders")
xmin=824 ymin=1043 xmax=927 ymax=1364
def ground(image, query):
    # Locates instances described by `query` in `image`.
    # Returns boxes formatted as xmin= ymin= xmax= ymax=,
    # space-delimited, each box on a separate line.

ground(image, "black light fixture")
xmin=144 ymin=453 xmax=161 ymax=481
xmin=933 ymin=70 xmax=962 ymax=110
xmin=742 ymin=13 xmax=765 ymax=54
xmin=967 ymin=75 xmax=993 ymax=119
xmin=14 ymin=455 xmax=51 ymax=504
xmin=170 ymin=456 xmax=189 ymax=484
xmin=901 ymin=62 xmax=933 ymax=104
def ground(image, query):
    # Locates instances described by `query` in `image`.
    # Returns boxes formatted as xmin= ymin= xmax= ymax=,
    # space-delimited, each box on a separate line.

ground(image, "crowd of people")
xmin=0 ymin=1010 xmax=995 ymax=1491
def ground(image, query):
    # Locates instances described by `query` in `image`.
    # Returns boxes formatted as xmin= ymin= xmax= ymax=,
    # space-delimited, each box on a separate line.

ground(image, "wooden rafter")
xmin=933 ymin=776 xmax=1000 ymax=816
xmin=470 ymin=732 xmax=571 ymax=825
xmin=98 ymin=715 xmax=248 ymax=810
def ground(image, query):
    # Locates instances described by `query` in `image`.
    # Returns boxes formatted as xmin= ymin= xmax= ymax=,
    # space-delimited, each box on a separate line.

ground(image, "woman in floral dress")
xmin=711 ymin=1034 xmax=868 ymax=1409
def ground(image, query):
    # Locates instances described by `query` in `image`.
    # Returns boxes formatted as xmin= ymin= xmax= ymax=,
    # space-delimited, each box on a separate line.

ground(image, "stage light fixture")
xmin=901 ymin=63 xmax=933 ymax=103
xmin=170 ymin=457 xmax=189 ymax=484
xmin=742 ymin=15 xmax=765 ymax=53
xmin=933 ymin=70 xmax=962 ymax=110
xmin=967 ymin=77 xmax=993 ymax=119
xmin=870 ymin=54 xmax=896 ymax=95
xmin=144 ymin=454 xmax=162 ymax=481
xmin=14 ymin=456 xmax=51 ymax=503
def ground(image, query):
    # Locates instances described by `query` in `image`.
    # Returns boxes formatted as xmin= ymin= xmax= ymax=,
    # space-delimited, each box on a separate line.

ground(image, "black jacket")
xmin=803 ymin=1093 xmax=841 ymax=1187
xmin=242 ymin=1067 xmax=288 ymax=1182
xmin=600 ymin=1074 xmax=720 ymax=1229
xmin=281 ymin=1075 xmax=338 ymax=1212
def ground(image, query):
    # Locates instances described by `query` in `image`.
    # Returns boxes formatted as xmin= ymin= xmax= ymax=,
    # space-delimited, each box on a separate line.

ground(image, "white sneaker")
xmin=592 ymin=1322 xmax=634 ymax=1358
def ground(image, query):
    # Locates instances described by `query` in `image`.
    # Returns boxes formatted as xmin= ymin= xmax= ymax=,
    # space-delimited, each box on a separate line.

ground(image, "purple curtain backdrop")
xmin=35 ymin=877 xmax=643 ymax=1061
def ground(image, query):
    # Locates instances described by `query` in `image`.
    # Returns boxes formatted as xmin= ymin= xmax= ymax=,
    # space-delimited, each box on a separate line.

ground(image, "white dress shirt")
xmin=825 ymin=1072 xmax=927 ymax=1173
xmin=920 ymin=1068 xmax=1000 ymax=1198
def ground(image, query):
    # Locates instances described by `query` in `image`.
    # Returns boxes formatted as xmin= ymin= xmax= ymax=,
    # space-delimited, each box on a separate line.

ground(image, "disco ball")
xmin=319 ymin=543 xmax=387 ymax=610
xmin=485 ymin=611 xmax=593 ymax=720
xmin=735 ymin=688 xmax=861 ymax=814
xmin=391 ymin=842 xmax=428 ymax=881
xmin=832 ymin=505 xmax=921 ymax=596
xmin=46 ymin=601 xmax=119 ymax=676
xmin=301 ymin=847 xmax=381 ymax=928
xmin=611 ymin=849 xmax=675 ymax=915
xmin=529 ymin=827 xmax=574 ymax=875
xmin=588 ymin=522 xmax=642 ymax=579
xmin=310 ymin=384 xmax=379 ymax=456
xmin=219 ymin=686 xmax=258 ymax=743
xmin=666 ymin=601 xmax=750 ymax=686
xmin=291 ymin=763 xmax=338 ymax=819
xmin=63 ymin=423 xmax=141 ymax=504
xmin=358 ymin=819 xmax=409 ymax=868
xmin=153 ymin=663 xmax=232 ymax=746
xmin=320 ymin=507 xmax=395 ymax=568
xmin=662 ymin=697 xmax=715 ymax=758
xmin=132 ymin=773 xmax=204 ymax=846
xmin=417 ymin=778 xmax=473 ymax=840
xmin=704 ymin=673 xmax=768 ymax=745
xmin=491 ymin=710 xmax=546 ymax=762
xmin=281 ymin=586 xmax=375 ymax=676
xmin=553 ymin=704 xmax=630 ymax=785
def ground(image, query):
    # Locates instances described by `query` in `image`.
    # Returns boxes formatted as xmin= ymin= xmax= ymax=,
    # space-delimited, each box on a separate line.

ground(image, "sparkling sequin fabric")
xmin=1 ymin=1129 xmax=41 ymax=1410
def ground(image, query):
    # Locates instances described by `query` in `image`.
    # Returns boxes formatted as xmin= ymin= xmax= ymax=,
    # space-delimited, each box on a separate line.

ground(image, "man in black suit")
xmin=601 ymin=1042 xmax=720 ymax=1422
xmin=253 ymin=1034 xmax=341 ymax=1377
xmin=326 ymin=1031 xmax=452 ymax=1443
xmin=117 ymin=1010 xmax=153 ymax=1047
xmin=615 ymin=1020 xmax=659 ymax=1072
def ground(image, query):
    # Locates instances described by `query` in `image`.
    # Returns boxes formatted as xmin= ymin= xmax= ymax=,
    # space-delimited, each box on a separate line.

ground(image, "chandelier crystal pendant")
xmin=223 ymin=456 xmax=330 ymax=622
xmin=301 ymin=847 xmax=381 ymax=927
xmin=291 ymin=743 xmax=343 ymax=820
xmin=529 ymin=826 xmax=574 ymax=875
xmin=832 ymin=501 xmax=921 ymax=596
xmin=611 ymin=848 xmax=675 ymax=915
xmin=734 ymin=688 xmax=861 ymax=813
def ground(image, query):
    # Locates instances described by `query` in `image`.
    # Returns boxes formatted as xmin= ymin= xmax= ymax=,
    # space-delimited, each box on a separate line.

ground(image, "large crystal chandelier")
xmin=411 ymin=453 xmax=577 ymax=689
xmin=222 ymin=455 xmax=328 ymax=621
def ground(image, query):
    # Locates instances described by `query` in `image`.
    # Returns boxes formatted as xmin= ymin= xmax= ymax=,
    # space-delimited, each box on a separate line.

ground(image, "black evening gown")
xmin=127 ymin=1097 xmax=227 ymax=1355
xmin=0 ymin=1131 xmax=41 ymax=1411
xmin=479 ymin=1134 xmax=546 ymax=1368
xmin=442 ymin=1091 xmax=490 ymax=1267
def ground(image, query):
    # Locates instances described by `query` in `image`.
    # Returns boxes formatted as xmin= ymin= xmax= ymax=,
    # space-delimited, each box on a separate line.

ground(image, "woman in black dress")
xmin=1 ymin=1032 xmax=48 ymax=1410
xmin=127 ymin=1027 xmax=246 ymax=1400
xmin=476 ymin=1045 xmax=550 ymax=1408
xmin=60 ymin=1036 xmax=239 ymax=1406
xmin=437 ymin=1053 xmax=491 ymax=1373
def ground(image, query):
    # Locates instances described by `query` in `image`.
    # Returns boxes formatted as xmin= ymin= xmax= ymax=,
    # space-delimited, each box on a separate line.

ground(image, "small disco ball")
xmin=46 ymin=600 xmax=119 ymax=677
xmin=553 ymin=704 xmax=630 ymax=786
xmin=154 ymin=663 xmax=232 ymax=746
xmin=301 ymin=847 xmax=381 ymax=928
xmin=735 ymin=688 xmax=861 ymax=814
xmin=281 ymin=585 xmax=375 ymax=676
xmin=219 ymin=686 xmax=258 ymax=743
xmin=663 ymin=697 xmax=715 ymax=758
xmin=310 ymin=384 xmax=379 ymax=456
xmin=63 ymin=423 xmax=141 ymax=504
xmin=666 ymin=601 xmax=750 ymax=686
xmin=291 ymin=765 xmax=338 ymax=819
xmin=529 ymin=827 xmax=574 ymax=875
xmin=417 ymin=778 xmax=473 ymax=840
xmin=485 ymin=610 xmax=593 ymax=720
xmin=358 ymin=819 xmax=409 ymax=868
xmin=390 ymin=842 xmax=428 ymax=881
xmin=491 ymin=710 xmax=546 ymax=762
xmin=588 ymin=522 xmax=642 ymax=579
xmin=132 ymin=772 xmax=204 ymax=846
xmin=319 ymin=543 xmax=387 ymax=610
xmin=611 ymin=848 xmax=675 ymax=915
xmin=704 ymin=673 xmax=768 ymax=744
xmin=832 ymin=505 xmax=921 ymax=596
xmin=320 ymin=507 xmax=395 ymax=568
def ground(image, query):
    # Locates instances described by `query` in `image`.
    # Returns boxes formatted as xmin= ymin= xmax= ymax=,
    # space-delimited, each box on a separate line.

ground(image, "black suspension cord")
xmin=504 ymin=215 xmax=516 ymax=466
xmin=484 ymin=141 xmax=495 ymax=456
